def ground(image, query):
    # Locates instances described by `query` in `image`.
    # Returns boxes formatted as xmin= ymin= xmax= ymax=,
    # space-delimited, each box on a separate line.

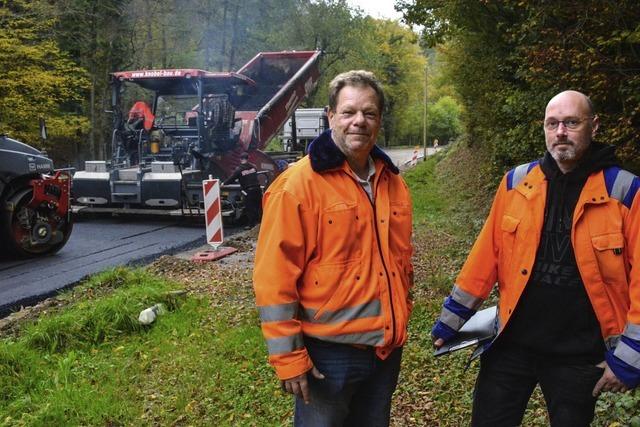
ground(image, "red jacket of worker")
xmin=253 ymin=130 xmax=414 ymax=380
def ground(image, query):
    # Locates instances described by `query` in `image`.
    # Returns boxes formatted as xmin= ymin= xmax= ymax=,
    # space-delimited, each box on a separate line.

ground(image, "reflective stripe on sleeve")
xmin=258 ymin=301 xmax=299 ymax=323
xmin=512 ymin=164 xmax=531 ymax=189
xmin=611 ymin=169 xmax=636 ymax=203
xmin=507 ymin=161 xmax=538 ymax=190
xmin=266 ymin=333 xmax=304 ymax=355
xmin=613 ymin=340 xmax=640 ymax=370
xmin=625 ymin=323 xmax=640 ymax=341
xmin=451 ymin=285 xmax=484 ymax=310
xmin=306 ymin=329 xmax=385 ymax=346
xmin=440 ymin=306 xmax=467 ymax=331
xmin=605 ymin=167 xmax=640 ymax=209
xmin=300 ymin=300 xmax=381 ymax=324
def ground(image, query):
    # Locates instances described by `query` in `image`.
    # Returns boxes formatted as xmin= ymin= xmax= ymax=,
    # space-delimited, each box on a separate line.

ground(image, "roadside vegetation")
xmin=2 ymin=0 xmax=455 ymax=164
xmin=398 ymin=1 xmax=640 ymax=174
xmin=1 ymin=144 xmax=639 ymax=426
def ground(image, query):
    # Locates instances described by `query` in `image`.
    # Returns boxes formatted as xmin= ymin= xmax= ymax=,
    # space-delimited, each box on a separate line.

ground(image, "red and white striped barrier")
xmin=411 ymin=147 xmax=419 ymax=166
xmin=203 ymin=178 xmax=223 ymax=249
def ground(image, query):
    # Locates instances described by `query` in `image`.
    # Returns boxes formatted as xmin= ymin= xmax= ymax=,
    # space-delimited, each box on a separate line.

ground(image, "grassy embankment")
xmin=1 ymin=143 xmax=639 ymax=426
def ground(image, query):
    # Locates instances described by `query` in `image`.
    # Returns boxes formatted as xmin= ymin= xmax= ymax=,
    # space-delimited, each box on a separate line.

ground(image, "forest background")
xmin=399 ymin=0 xmax=640 ymax=177
xmin=1 ymin=1 xmax=640 ymax=424
xmin=1 ymin=0 xmax=453 ymax=169
xmin=1 ymin=0 xmax=639 ymax=179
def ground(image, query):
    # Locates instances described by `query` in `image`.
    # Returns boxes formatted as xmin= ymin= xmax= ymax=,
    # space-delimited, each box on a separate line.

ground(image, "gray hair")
xmin=328 ymin=70 xmax=385 ymax=113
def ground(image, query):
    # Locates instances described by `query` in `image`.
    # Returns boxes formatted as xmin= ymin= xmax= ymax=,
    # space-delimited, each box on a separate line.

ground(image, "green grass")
xmin=1 ymin=142 xmax=638 ymax=426
xmin=0 ymin=268 xmax=290 ymax=426
xmin=404 ymin=153 xmax=447 ymax=223
xmin=396 ymin=143 xmax=640 ymax=426
xmin=392 ymin=147 xmax=491 ymax=424
xmin=264 ymin=136 xmax=284 ymax=152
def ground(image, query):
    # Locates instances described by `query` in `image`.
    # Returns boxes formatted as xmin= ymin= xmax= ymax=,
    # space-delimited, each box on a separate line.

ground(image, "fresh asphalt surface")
xmin=0 ymin=147 xmax=432 ymax=317
xmin=0 ymin=216 xmax=217 ymax=317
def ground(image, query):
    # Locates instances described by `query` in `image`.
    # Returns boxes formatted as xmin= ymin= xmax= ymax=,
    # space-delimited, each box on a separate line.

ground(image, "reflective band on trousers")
xmin=300 ymin=300 xmax=381 ymax=324
xmin=258 ymin=301 xmax=298 ymax=322
xmin=266 ymin=333 xmax=304 ymax=355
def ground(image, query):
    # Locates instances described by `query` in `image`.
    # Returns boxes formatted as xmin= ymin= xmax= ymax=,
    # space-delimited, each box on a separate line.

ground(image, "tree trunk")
xmin=161 ymin=24 xmax=167 ymax=68
xmin=228 ymin=2 xmax=240 ymax=70
xmin=90 ymin=75 xmax=96 ymax=158
xmin=89 ymin=1 xmax=98 ymax=159
xmin=204 ymin=0 xmax=214 ymax=70
xmin=145 ymin=0 xmax=154 ymax=68
xmin=218 ymin=0 xmax=228 ymax=71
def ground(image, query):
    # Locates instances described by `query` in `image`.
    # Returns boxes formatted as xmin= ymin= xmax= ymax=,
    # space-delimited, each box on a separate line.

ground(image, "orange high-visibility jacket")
xmin=128 ymin=101 xmax=154 ymax=131
xmin=253 ymin=131 xmax=413 ymax=380
xmin=436 ymin=161 xmax=640 ymax=386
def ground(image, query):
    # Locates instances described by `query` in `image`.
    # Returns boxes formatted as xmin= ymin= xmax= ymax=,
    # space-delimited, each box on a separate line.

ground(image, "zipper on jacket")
xmin=367 ymin=168 xmax=396 ymax=345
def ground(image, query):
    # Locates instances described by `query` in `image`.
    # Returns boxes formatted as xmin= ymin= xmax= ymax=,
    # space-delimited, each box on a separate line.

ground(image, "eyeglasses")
xmin=544 ymin=116 xmax=594 ymax=131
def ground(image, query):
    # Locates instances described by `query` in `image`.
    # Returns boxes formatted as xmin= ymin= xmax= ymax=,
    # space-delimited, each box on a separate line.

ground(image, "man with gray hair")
xmin=432 ymin=90 xmax=640 ymax=426
xmin=254 ymin=70 xmax=414 ymax=426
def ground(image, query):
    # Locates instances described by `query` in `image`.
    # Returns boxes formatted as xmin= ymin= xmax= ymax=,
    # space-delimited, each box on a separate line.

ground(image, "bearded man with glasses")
xmin=432 ymin=90 xmax=640 ymax=426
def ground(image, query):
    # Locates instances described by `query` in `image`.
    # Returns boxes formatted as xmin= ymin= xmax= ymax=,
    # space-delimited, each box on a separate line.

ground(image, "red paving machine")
xmin=0 ymin=134 xmax=72 ymax=257
xmin=73 ymin=50 xmax=322 ymax=222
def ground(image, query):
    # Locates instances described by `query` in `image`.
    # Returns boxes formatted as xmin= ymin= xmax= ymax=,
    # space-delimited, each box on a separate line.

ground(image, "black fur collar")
xmin=307 ymin=129 xmax=399 ymax=175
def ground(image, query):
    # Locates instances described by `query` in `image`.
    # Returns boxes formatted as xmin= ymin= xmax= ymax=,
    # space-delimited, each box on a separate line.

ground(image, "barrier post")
xmin=203 ymin=178 xmax=223 ymax=250
xmin=192 ymin=177 xmax=238 ymax=262
xmin=411 ymin=147 xmax=419 ymax=166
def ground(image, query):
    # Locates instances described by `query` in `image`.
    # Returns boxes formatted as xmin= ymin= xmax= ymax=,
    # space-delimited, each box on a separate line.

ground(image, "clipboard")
xmin=434 ymin=305 xmax=498 ymax=357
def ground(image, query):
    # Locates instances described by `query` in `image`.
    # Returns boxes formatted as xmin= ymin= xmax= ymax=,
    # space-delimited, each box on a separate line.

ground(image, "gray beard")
xmin=552 ymin=148 xmax=576 ymax=162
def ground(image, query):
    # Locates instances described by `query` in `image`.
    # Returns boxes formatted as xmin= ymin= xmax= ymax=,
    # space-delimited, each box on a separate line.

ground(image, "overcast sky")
xmin=346 ymin=0 xmax=403 ymax=20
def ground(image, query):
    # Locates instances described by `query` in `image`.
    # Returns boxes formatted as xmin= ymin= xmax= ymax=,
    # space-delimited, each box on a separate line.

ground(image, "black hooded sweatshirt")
xmin=501 ymin=142 xmax=618 ymax=363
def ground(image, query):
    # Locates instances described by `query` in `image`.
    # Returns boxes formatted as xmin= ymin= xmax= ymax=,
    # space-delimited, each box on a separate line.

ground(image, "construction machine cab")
xmin=74 ymin=51 xmax=322 ymax=217
xmin=109 ymin=69 xmax=256 ymax=170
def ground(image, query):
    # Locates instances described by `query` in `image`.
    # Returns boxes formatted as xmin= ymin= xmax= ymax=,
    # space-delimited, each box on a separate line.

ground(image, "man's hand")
xmin=433 ymin=337 xmax=445 ymax=349
xmin=431 ymin=318 xmax=457 ymax=349
xmin=281 ymin=366 xmax=325 ymax=404
xmin=592 ymin=361 xmax=628 ymax=397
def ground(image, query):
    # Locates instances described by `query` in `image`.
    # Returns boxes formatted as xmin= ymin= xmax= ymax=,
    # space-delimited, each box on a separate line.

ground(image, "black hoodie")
xmin=501 ymin=142 xmax=618 ymax=363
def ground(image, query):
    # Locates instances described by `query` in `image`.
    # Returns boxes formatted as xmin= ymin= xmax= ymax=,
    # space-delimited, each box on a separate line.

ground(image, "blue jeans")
xmin=472 ymin=340 xmax=604 ymax=427
xmin=294 ymin=336 xmax=403 ymax=427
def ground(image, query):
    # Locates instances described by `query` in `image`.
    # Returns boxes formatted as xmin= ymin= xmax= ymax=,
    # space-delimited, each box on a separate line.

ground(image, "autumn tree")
xmin=398 ymin=0 xmax=640 ymax=173
xmin=2 ymin=0 xmax=437 ymax=159
xmin=0 ymin=0 xmax=89 ymax=163
xmin=53 ymin=0 xmax=131 ymax=160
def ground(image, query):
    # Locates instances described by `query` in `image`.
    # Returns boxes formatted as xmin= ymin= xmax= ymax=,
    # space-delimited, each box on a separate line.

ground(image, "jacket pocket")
xmin=311 ymin=261 xmax=363 ymax=323
xmin=501 ymin=214 xmax=520 ymax=233
xmin=389 ymin=202 xmax=413 ymax=255
xmin=591 ymin=233 xmax=628 ymax=286
xmin=499 ymin=215 xmax=521 ymax=275
xmin=318 ymin=203 xmax=361 ymax=263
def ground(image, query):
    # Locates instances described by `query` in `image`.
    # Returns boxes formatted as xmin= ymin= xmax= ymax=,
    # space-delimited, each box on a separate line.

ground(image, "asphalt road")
xmin=0 ymin=147 xmax=434 ymax=317
xmin=0 ymin=216 xmax=216 ymax=316
xmin=383 ymin=146 xmax=437 ymax=170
